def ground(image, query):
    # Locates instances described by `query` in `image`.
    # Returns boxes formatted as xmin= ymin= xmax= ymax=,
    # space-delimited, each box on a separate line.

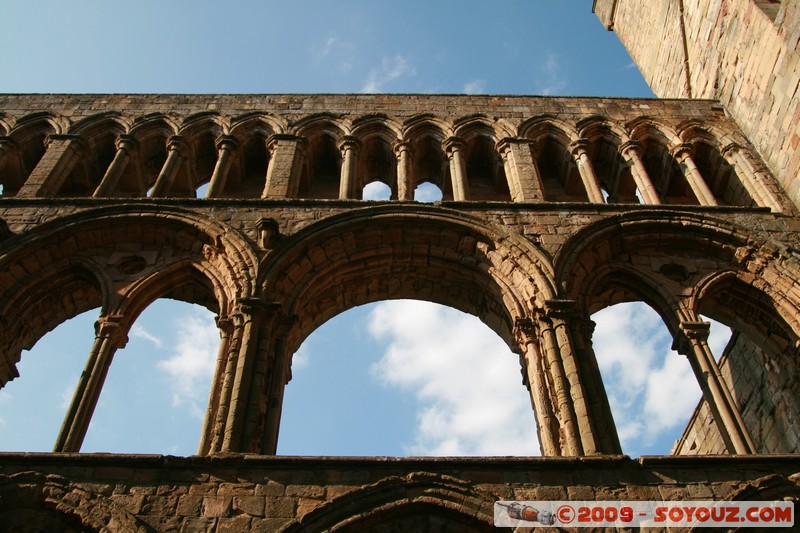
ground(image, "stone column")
xmin=221 ymin=298 xmax=266 ymax=452
xmin=496 ymin=138 xmax=546 ymax=202
xmin=393 ymin=140 xmax=413 ymax=201
xmin=535 ymin=303 xmax=582 ymax=455
xmin=198 ymin=316 xmax=234 ymax=455
xmin=444 ymin=137 xmax=469 ymax=201
xmin=569 ymin=139 xmax=606 ymax=203
xmin=671 ymin=143 xmax=718 ymax=206
xmin=620 ymin=140 xmax=661 ymax=204
xmin=92 ymin=135 xmax=139 ymax=197
xmin=569 ymin=316 xmax=622 ymax=454
xmin=514 ymin=317 xmax=560 ymax=456
xmin=149 ymin=135 xmax=189 ymax=197
xmin=18 ymin=134 xmax=85 ymax=198
xmin=204 ymin=135 xmax=238 ymax=198
xmin=721 ymin=143 xmax=783 ymax=212
xmin=676 ymin=321 xmax=755 ymax=454
xmin=261 ymin=334 xmax=292 ymax=455
xmin=262 ymin=134 xmax=306 ymax=198
xmin=337 ymin=136 xmax=360 ymax=200
xmin=53 ymin=316 xmax=128 ymax=453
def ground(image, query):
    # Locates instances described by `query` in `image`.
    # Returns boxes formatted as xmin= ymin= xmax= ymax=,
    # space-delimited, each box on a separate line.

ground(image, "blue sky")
xmin=0 ymin=1 xmax=731 ymax=457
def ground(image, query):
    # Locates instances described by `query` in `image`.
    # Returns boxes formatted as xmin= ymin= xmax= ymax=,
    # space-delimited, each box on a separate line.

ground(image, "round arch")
xmin=260 ymin=205 xmax=556 ymax=357
xmin=0 ymin=205 xmax=259 ymax=387
xmin=280 ymin=472 xmax=496 ymax=532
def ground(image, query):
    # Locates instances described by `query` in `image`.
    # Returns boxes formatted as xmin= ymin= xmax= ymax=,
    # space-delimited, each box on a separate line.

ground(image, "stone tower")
xmin=0 ymin=5 xmax=799 ymax=532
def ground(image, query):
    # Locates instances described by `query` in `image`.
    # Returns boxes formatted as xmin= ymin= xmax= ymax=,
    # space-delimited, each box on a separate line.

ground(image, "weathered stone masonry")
xmin=1 ymin=93 xmax=800 ymax=530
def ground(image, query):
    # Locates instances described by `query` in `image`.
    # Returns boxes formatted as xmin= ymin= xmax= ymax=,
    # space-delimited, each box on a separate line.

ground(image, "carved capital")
xmin=214 ymin=134 xmax=239 ymax=152
xmin=166 ymin=135 xmax=190 ymax=156
xmin=720 ymin=142 xmax=743 ymax=158
xmin=46 ymin=134 xmax=86 ymax=152
xmin=513 ymin=316 xmax=539 ymax=345
xmin=115 ymin=134 xmax=139 ymax=153
xmin=337 ymin=135 xmax=361 ymax=153
xmin=95 ymin=315 xmax=128 ymax=349
xmin=215 ymin=315 xmax=235 ymax=337
xmin=675 ymin=321 xmax=711 ymax=355
xmin=267 ymin=133 xmax=304 ymax=154
xmin=443 ymin=136 xmax=466 ymax=155
xmin=619 ymin=140 xmax=640 ymax=158
xmin=392 ymin=139 xmax=411 ymax=156
xmin=670 ymin=142 xmax=694 ymax=160
xmin=543 ymin=299 xmax=577 ymax=320
xmin=568 ymin=138 xmax=590 ymax=157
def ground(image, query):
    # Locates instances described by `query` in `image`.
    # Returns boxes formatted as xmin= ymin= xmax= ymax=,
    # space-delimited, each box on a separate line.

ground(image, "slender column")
xmin=221 ymin=298 xmax=265 ymax=452
xmin=393 ymin=140 xmax=413 ymax=201
xmin=262 ymin=335 xmax=292 ymax=454
xmin=208 ymin=313 xmax=244 ymax=453
xmin=205 ymin=135 xmax=238 ymax=198
xmin=92 ymin=135 xmax=138 ymax=197
xmin=514 ymin=318 xmax=559 ymax=455
xmin=536 ymin=304 xmax=583 ymax=455
xmin=721 ymin=143 xmax=783 ymax=212
xmin=620 ymin=140 xmax=661 ymax=204
xmin=496 ymin=138 xmax=545 ymax=202
xmin=444 ymin=137 xmax=469 ymax=201
xmin=569 ymin=317 xmax=622 ymax=454
xmin=262 ymin=134 xmax=305 ymax=198
xmin=53 ymin=316 xmax=128 ymax=452
xmin=569 ymin=139 xmax=606 ymax=203
xmin=676 ymin=321 xmax=755 ymax=454
xmin=337 ymin=136 xmax=360 ymax=200
xmin=149 ymin=135 xmax=189 ymax=197
xmin=198 ymin=316 xmax=234 ymax=455
xmin=18 ymin=134 xmax=85 ymax=197
xmin=671 ymin=143 xmax=718 ymax=206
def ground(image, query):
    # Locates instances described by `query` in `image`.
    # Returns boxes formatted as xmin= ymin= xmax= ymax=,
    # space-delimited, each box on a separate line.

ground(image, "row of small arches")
xmin=0 ymin=110 xmax=780 ymax=210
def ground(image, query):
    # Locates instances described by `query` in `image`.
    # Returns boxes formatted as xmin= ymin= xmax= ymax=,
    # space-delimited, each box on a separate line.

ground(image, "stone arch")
xmin=3 ymin=113 xmax=65 ymax=195
xmin=0 ymin=471 xmax=151 ymax=532
xmin=261 ymin=205 xmax=555 ymax=355
xmin=577 ymin=116 xmax=638 ymax=202
xmin=521 ymin=116 xmax=585 ymax=202
xmin=351 ymin=116 xmax=402 ymax=197
xmin=676 ymin=120 xmax=758 ymax=207
xmin=280 ymin=472 xmax=495 ymax=532
xmin=245 ymin=205 xmax=577 ymax=454
xmin=626 ymin=117 xmax=695 ymax=204
xmin=128 ymin=114 xmax=181 ymax=195
xmin=0 ymin=205 xmax=258 ymax=388
xmin=454 ymin=117 xmax=511 ymax=201
xmin=293 ymin=116 xmax=348 ymax=199
xmin=64 ymin=113 xmax=131 ymax=197
xmin=403 ymin=115 xmax=453 ymax=198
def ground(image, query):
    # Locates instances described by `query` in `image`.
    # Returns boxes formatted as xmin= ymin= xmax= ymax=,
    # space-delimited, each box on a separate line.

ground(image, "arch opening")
xmin=362 ymin=180 xmax=392 ymax=200
xmin=591 ymin=302 xmax=731 ymax=456
xmin=414 ymin=181 xmax=443 ymax=202
xmin=82 ymin=299 xmax=218 ymax=454
xmin=0 ymin=308 xmax=99 ymax=452
xmin=278 ymin=300 xmax=539 ymax=456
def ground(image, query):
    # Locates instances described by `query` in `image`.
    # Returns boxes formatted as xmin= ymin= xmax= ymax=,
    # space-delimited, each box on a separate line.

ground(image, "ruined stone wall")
xmin=594 ymin=0 xmax=800 ymax=207
xmin=2 ymin=94 xmax=800 ymax=530
xmin=1 ymin=453 xmax=800 ymax=532
xmin=674 ymin=331 xmax=800 ymax=455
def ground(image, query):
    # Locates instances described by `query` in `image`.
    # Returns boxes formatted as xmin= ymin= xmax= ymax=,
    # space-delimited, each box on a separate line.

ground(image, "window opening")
xmin=414 ymin=182 xmax=443 ymax=202
xmin=362 ymin=180 xmax=391 ymax=200
xmin=82 ymin=300 xmax=217 ymax=454
xmin=0 ymin=308 xmax=98 ymax=452
xmin=278 ymin=300 xmax=538 ymax=456
xmin=592 ymin=302 xmax=701 ymax=456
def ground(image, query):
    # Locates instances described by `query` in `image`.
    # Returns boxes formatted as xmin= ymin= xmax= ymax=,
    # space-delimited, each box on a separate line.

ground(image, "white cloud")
xmin=592 ymin=302 xmax=704 ymax=454
xmin=368 ymin=300 xmax=538 ymax=456
xmin=536 ymin=52 xmax=568 ymax=95
xmin=131 ymin=324 xmax=163 ymax=348
xmin=463 ymin=79 xmax=486 ymax=94
xmin=292 ymin=346 xmax=311 ymax=370
xmin=311 ymin=35 xmax=355 ymax=72
xmin=361 ymin=54 xmax=416 ymax=93
xmin=156 ymin=312 xmax=219 ymax=419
